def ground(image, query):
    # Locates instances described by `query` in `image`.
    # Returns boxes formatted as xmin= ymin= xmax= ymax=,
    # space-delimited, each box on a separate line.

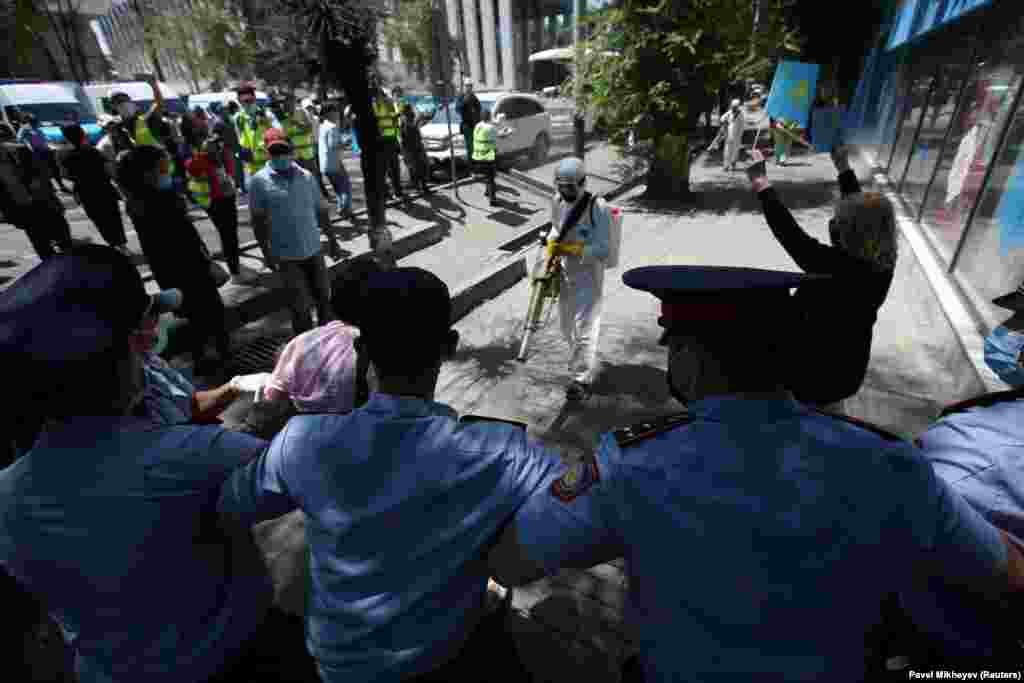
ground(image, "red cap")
xmin=263 ymin=128 xmax=291 ymax=151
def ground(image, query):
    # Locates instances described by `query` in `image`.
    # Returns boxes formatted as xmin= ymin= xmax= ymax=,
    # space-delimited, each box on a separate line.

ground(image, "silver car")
xmin=419 ymin=91 xmax=553 ymax=174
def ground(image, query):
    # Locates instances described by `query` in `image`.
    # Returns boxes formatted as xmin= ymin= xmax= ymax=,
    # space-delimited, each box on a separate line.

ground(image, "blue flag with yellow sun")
xmin=765 ymin=61 xmax=820 ymax=129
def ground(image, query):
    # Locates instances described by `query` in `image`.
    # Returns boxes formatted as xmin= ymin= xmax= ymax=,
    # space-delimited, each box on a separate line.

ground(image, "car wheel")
xmin=531 ymin=134 xmax=549 ymax=164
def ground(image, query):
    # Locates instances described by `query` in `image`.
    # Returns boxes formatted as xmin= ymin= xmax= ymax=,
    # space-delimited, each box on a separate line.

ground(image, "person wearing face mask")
xmin=0 ymin=245 xmax=320 ymax=683
xmin=234 ymin=83 xmax=281 ymax=179
xmin=746 ymin=142 xmax=897 ymax=410
xmin=249 ymin=128 xmax=341 ymax=335
xmin=540 ymin=157 xmax=612 ymax=402
xmin=117 ymin=145 xmax=232 ymax=375
xmin=487 ymin=264 xmax=1024 ymax=683
xmin=109 ymin=78 xmax=175 ymax=170
xmin=186 ymin=133 xmax=260 ymax=285
xmin=59 ymin=124 xmax=130 ymax=256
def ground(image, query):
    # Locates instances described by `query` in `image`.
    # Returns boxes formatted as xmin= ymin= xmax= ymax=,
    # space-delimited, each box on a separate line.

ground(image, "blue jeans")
xmin=326 ymin=170 xmax=351 ymax=213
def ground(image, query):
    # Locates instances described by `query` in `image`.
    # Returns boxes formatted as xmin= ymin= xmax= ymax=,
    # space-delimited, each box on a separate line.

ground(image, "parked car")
xmin=188 ymin=90 xmax=272 ymax=112
xmin=419 ymin=91 xmax=552 ymax=176
xmin=0 ymin=80 xmax=102 ymax=145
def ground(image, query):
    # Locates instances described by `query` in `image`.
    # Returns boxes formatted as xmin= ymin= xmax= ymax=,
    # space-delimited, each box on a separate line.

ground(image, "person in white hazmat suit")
xmin=541 ymin=157 xmax=613 ymax=402
xmin=721 ymin=99 xmax=746 ymax=171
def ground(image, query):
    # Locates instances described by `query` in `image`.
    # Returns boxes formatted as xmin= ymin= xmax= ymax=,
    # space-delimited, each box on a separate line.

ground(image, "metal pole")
xmin=573 ymin=0 xmax=585 ymax=160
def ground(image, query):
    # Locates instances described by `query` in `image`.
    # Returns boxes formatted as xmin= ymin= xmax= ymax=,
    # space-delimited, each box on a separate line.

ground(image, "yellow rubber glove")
xmin=545 ymin=241 xmax=559 ymax=261
xmin=557 ymin=242 xmax=585 ymax=257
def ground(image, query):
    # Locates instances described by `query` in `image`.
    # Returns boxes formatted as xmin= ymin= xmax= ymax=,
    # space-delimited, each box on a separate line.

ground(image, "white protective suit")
xmin=545 ymin=191 xmax=612 ymax=385
xmin=721 ymin=106 xmax=746 ymax=170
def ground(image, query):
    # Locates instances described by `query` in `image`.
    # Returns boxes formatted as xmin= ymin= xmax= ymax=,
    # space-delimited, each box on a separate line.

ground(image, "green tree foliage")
xmin=380 ymin=0 xmax=434 ymax=77
xmin=578 ymin=0 xmax=802 ymax=198
xmin=144 ymin=0 xmax=254 ymax=92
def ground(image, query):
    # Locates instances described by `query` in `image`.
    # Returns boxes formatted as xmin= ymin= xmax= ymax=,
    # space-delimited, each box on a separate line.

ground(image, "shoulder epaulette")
xmin=458 ymin=414 xmax=528 ymax=431
xmin=939 ymin=387 xmax=1024 ymax=419
xmin=813 ymin=410 xmax=906 ymax=443
xmin=613 ymin=411 xmax=694 ymax=448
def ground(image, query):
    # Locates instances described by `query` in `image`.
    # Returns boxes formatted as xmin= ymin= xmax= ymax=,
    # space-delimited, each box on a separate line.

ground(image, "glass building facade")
xmin=846 ymin=0 xmax=1024 ymax=331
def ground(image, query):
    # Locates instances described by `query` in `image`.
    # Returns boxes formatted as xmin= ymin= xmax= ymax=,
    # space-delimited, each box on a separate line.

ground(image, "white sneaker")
xmin=230 ymin=265 xmax=261 ymax=285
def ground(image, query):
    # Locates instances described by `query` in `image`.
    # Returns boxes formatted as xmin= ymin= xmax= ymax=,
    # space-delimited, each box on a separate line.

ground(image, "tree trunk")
xmin=323 ymin=32 xmax=393 ymax=263
xmin=643 ymin=133 xmax=692 ymax=200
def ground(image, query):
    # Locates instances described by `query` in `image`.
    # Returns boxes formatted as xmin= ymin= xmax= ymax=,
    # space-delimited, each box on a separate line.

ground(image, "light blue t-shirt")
xmin=218 ymin=393 xmax=563 ymax=682
xmin=0 ymin=417 xmax=270 ymax=683
xmin=249 ymin=162 xmax=322 ymax=261
xmin=139 ymin=352 xmax=196 ymax=425
xmin=318 ymin=120 xmax=342 ymax=174
xmin=513 ymin=395 xmax=1008 ymax=682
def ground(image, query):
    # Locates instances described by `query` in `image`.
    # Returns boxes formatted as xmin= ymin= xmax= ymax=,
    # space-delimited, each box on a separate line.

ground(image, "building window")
xmin=494 ymin=0 xmax=503 ymax=86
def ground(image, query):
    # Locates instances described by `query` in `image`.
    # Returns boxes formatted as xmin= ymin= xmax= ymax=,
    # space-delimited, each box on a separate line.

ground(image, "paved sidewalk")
xmin=429 ymin=145 xmax=988 ymax=681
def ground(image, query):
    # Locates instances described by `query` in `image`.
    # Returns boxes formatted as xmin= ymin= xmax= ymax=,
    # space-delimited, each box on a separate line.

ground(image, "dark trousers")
xmin=207 ymin=196 xmax=241 ymax=274
xmin=461 ymin=125 xmax=476 ymax=167
xmin=81 ymin=191 xmax=127 ymax=248
xmin=279 ymin=253 xmax=332 ymax=335
xmin=234 ymin=151 xmax=247 ymax=193
xmin=21 ymin=203 xmax=73 ymax=259
xmin=402 ymin=607 xmax=532 ymax=683
xmin=380 ymin=139 xmax=403 ymax=196
xmin=475 ymin=159 xmax=496 ymax=202
xmin=178 ymin=263 xmax=230 ymax=361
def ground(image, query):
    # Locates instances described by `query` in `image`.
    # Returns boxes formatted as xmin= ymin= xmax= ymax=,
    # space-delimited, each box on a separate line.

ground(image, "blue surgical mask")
xmin=157 ymin=174 xmax=174 ymax=191
xmin=270 ymin=157 xmax=292 ymax=172
xmin=984 ymin=325 xmax=1024 ymax=387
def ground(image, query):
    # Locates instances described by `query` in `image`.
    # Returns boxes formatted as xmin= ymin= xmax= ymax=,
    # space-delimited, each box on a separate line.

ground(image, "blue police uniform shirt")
xmin=248 ymin=162 xmax=322 ymax=262
xmin=512 ymin=395 xmax=1009 ymax=682
xmin=902 ymin=397 xmax=1024 ymax=656
xmin=218 ymin=393 xmax=564 ymax=683
xmin=0 ymin=417 xmax=269 ymax=683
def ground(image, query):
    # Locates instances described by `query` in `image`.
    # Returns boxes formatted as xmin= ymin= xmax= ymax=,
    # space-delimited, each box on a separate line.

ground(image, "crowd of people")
xmin=0 ymin=79 xmax=464 ymax=376
xmin=3 ymin=115 xmax=1024 ymax=683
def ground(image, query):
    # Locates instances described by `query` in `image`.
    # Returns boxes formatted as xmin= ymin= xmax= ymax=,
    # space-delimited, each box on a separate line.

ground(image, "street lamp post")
xmin=573 ymin=0 xmax=586 ymax=160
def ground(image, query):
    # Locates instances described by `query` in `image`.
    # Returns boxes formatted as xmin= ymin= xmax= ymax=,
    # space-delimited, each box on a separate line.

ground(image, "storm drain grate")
xmin=225 ymin=333 xmax=293 ymax=375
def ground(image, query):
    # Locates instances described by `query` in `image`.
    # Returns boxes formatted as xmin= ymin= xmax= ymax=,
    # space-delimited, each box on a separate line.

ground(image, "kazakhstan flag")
xmin=765 ymin=61 xmax=820 ymax=129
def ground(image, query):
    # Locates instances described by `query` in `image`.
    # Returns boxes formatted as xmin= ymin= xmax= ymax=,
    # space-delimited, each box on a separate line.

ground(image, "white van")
xmin=0 ymin=80 xmax=103 ymax=147
xmin=188 ymin=90 xmax=272 ymax=112
xmin=85 ymin=81 xmax=189 ymax=118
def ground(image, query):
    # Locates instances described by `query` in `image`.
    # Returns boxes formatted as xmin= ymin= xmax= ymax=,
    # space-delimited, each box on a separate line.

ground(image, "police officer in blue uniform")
xmin=219 ymin=266 xmax=564 ymax=683
xmin=896 ymin=287 xmax=1024 ymax=666
xmin=487 ymin=265 xmax=1024 ymax=682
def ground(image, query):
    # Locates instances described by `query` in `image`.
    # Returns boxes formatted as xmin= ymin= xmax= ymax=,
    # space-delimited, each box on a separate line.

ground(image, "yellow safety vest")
xmin=236 ymin=110 xmax=274 ymax=175
xmin=133 ymin=116 xmax=176 ymax=175
xmin=374 ymin=99 xmax=399 ymax=141
xmin=285 ymin=119 xmax=315 ymax=161
xmin=472 ymin=122 xmax=497 ymax=162
xmin=187 ymin=151 xmax=211 ymax=209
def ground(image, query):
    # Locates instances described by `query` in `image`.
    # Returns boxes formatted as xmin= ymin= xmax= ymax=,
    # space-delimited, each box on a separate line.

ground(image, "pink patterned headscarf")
xmin=265 ymin=321 xmax=360 ymax=413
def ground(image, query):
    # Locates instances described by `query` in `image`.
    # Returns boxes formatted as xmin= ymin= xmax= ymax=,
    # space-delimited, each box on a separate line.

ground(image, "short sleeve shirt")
xmin=513 ymin=395 xmax=1008 ymax=682
xmin=218 ymin=394 xmax=564 ymax=682
xmin=0 ymin=417 xmax=269 ymax=683
xmin=248 ymin=163 xmax=322 ymax=261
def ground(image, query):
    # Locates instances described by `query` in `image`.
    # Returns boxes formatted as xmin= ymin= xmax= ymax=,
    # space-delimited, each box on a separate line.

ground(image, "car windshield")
xmin=429 ymin=100 xmax=494 ymax=125
xmin=5 ymin=103 xmax=95 ymax=127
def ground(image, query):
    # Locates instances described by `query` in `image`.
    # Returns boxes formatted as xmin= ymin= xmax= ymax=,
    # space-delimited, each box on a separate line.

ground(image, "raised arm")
xmin=746 ymin=150 xmax=851 ymax=275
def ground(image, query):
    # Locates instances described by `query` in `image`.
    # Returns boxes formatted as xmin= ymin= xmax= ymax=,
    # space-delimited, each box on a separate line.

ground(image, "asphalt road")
xmin=0 ymin=118 xmax=580 ymax=286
